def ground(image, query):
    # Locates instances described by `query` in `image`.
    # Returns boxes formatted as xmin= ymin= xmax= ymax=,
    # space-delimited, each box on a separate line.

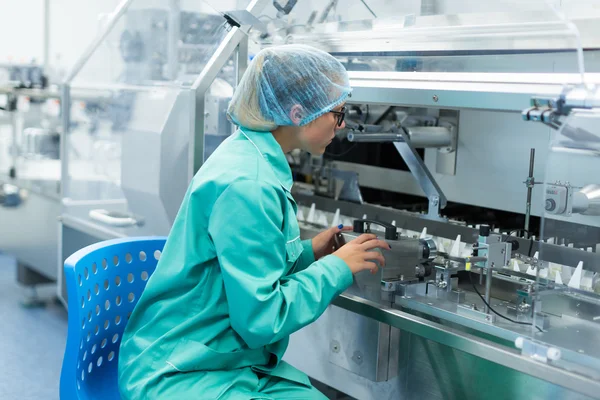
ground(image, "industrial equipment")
xmin=52 ymin=0 xmax=600 ymax=399
xmin=251 ymin=1 xmax=600 ymax=399
xmin=57 ymin=0 xmax=269 ymax=305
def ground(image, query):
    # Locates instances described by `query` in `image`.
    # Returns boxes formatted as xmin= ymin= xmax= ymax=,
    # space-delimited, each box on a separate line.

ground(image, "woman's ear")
xmin=289 ymin=104 xmax=303 ymax=125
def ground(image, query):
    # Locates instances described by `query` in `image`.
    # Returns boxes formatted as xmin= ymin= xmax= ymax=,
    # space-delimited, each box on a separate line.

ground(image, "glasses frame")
xmin=330 ymin=106 xmax=346 ymax=127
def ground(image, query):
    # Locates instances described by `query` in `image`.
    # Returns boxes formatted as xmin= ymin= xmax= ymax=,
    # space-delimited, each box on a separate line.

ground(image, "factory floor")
xmin=0 ymin=254 xmax=67 ymax=400
xmin=0 ymin=254 xmax=355 ymax=400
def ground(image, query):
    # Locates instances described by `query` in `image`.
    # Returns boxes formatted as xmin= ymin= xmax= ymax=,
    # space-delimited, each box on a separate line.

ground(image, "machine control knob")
xmin=479 ymin=224 xmax=490 ymax=237
xmin=545 ymin=198 xmax=556 ymax=211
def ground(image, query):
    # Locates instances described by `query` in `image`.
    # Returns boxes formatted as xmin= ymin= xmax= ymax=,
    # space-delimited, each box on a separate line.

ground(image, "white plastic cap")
xmin=515 ymin=337 xmax=524 ymax=350
xmin=547 ymin=347 xmax=561 ymax=361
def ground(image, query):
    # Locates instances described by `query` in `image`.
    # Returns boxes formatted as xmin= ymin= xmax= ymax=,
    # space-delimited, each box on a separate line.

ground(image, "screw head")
xmin=433 ymin=95 xmax=439 ymax=102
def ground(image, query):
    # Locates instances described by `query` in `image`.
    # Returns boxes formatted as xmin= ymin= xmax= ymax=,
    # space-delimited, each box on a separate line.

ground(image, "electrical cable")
xmin=325 ymin=141 xmax=357 ymax=158
xmin=359 ymin=0 xmax=377 ymax=18
xmin=469 ymin=271 xmax=543 ymax=333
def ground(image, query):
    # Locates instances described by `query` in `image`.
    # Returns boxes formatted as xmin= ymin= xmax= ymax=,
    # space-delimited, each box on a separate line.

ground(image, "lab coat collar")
xmin=239 ymin=127 xmax=294 ymax=193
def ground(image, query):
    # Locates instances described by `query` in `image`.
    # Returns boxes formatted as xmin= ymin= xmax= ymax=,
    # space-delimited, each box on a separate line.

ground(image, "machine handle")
xmin=353 ymin=219 xmax=398 ymax=240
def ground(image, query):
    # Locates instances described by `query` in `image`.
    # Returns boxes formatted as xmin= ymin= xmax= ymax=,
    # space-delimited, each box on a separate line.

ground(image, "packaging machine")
xmin=53 ymin=0 xmax=600 ymax=399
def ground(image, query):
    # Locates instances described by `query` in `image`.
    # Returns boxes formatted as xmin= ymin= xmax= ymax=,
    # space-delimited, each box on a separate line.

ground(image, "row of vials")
xmin=297 ymin=203 xmax=599 ymax=294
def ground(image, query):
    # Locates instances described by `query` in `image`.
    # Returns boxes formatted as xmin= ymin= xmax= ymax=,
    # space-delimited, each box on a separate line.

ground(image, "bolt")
xmin=433 ymin=95 xmax=439 ymax=102
xmin=330 ymin=340 xmax=340 ymax=353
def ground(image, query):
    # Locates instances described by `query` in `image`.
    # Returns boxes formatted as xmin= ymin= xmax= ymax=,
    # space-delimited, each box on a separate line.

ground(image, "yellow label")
xmin=466 ymin=262 xmax=471 ymax=271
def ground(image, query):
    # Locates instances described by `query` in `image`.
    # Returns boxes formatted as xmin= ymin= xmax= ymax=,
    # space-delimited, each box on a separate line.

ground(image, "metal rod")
xmin=347 ymin=132 xmax=404 ymax=143
xmin=393 ymin=129 xmax=447 ymax=218
xmin=43 ymin=0 xmax=50 ymax=70
xmin=63 ymin=0 xmax=134 ymax=83
xmin=190 ymin=0 xmax=269 ymax=175
xmin=524 ymin=148 xmax=535 ymax=239
xmin=360 ymin=0 xmax=377 ymax=18
xmin=484 ymin=265 xmax=493 ymax=314
xmin=10 ymin=98 xmax=17 ymax=176
xmin=60 ymin=84 xmax=71 ymax=200
xmin=405 ymin=126 xmax=453 ymax=148
xmin=348 ymin=127 xmax=453 ymax=148
xmin=167 ymin=0 xmax=180 ymax=80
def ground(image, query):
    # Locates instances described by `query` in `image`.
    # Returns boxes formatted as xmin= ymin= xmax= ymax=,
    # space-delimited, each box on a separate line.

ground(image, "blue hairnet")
xmin=227 ymin=44 xmax=352 ymax=132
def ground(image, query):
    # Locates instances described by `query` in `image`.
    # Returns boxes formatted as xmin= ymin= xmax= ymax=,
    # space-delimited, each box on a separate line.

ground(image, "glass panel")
xmin=535 ymin=108 xmax=600 ymax=379
xmin=249 ymin=0 xmax=600 ymax=75
xmin=72 ymin=0 xmax=230 ymax=87
xmin=63 ymin=0 xmax=232 ymax=236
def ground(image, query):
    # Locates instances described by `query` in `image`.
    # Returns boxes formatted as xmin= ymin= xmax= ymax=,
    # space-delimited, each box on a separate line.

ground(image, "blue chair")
xmin=60 ymin=236 xmax=167 ymax=399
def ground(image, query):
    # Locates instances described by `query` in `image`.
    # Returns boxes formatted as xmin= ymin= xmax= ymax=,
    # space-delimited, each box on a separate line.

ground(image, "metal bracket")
xmin=457 ymin=303 xmax=496 ymax=324
xmin=523 ymin=84 xmax=600 ymax=129
xmin=394 ymin=127 xmax=447 ymax=220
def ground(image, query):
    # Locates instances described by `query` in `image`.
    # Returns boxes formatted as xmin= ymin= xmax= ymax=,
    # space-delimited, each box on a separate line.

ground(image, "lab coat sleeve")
xmin=289 ymin=239 xmax=316 ymax=274
xmin=208 ymin=180 xmax=354 ymax=349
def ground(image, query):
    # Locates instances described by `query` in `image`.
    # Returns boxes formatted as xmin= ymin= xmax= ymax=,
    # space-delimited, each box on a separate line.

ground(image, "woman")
xmin=118 ymin=44 xmax=390 ymax=399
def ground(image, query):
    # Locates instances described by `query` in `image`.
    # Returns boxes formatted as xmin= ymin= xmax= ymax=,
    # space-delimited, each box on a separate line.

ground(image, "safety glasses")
xmin=330 ymin=106 xmax=346 ymax=127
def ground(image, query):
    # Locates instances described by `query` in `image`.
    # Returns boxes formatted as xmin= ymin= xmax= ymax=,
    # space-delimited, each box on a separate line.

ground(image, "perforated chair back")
xmin=60 ymin=236 xmax=167 ymax=400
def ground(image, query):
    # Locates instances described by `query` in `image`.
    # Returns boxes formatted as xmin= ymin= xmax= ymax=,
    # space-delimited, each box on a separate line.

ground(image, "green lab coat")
xmin=118 ymin=127 xmax=354 ymax=399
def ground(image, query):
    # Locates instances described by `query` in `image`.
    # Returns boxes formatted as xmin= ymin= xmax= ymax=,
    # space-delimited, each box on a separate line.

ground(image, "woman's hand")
xmin=311 ymin=224 xmax=353 ymax=260
xmin=333 ymin=233 xmax=390 ymax=275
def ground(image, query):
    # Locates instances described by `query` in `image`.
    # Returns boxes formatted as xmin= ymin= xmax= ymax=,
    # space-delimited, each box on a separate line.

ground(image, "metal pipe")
xmin=10 ymin=98 xmax=17 ymax=176
xmin=405 ymin=126 xmax=453 ymax=148
xmin=359 ymin=0 xmax=377 ymax=18
xmin=60 ymin=84 xmax=71 ymax=200
xmin=167 ymin=0 xmax=180 ymax=80
xmin=524 ymin=148 xmax=535 ymax=238
xmin=484 ymin=266 xmax=493 ymax=314
xmin=43 ymin=0 xmax=50 ymax=70
xmin=347 ymin=127 xmax=453 ymax=148
xmin=190 ymin=0 xmax=269 ymax=175
xmin=347 ymin=132 xmax=404 ymax=143
xmin=63 ymin=0 xmax=134 ymax=84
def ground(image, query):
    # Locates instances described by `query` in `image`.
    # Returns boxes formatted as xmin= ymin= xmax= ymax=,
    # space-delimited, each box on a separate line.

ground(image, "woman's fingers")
xmin=360 ymin=239 xmax=391 ymax=251
xmin=364 ymin=252 xmax=385 ymax=267
xmin=352 ymin=233 xmax=378 ymax=244
xmin=365 ymin=262 xmax=378 ymax=274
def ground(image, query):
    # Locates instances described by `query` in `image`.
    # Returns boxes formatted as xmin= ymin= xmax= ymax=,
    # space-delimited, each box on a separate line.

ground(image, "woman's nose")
xmin=336 ymin=120 xmax=345 ymax=130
